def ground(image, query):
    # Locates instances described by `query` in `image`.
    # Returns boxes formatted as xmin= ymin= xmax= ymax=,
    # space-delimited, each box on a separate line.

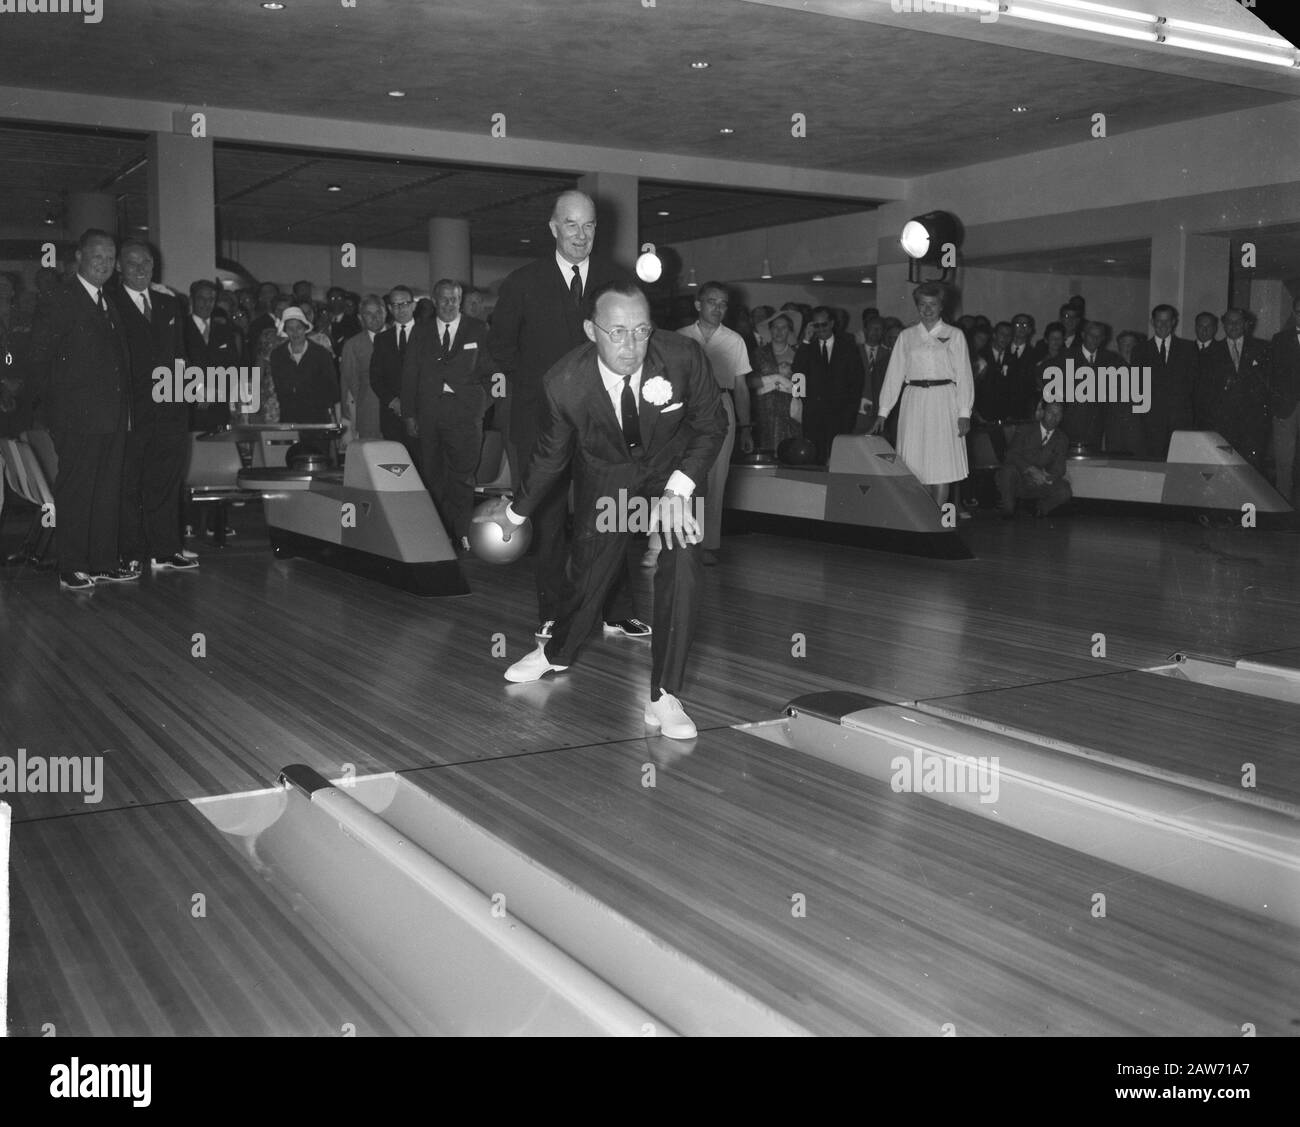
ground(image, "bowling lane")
xmin=397 ymin=727 xmax=1300 ymax=1035
xmin=6 ymin=801 xmax=418 ymax=1035
xmin=919 ymin=670 xmax=1300 ymax=810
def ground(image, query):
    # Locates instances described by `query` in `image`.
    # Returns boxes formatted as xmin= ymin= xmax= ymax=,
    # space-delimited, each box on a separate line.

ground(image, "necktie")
xmin=398 ymin=325 xmax=407 ymax=356
xmin=1231 ymin=340 xmax=1240 ymax=370
xmin=1160 ymin=339 xmax=1167 ymax=363
xmin=820 ymin=340 xmax=828 ymax=365
xmin=98 ymin=291 xmax=114 ymax=327
xmin=140 ymin=291 xmax=151 ymax=321
xmin=621 ymin=375 xmax=641 ymax=449
xmin=570 ymin=265 xmax=582 ymax=311
xmin=1042 ymin=429 xmax=1051 ymax=446
xmin=200 ymin=319 xmax=209 ymax=344
xmin=441 ymin=325 xmax=451 ymax=356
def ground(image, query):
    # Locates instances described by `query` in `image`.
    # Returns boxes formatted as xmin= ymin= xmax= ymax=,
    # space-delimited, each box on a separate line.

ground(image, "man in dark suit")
xmin=26 ymin=229 xmax=136 ymax=590
xmin=1059 ymin=319 xmax=1122 ymax=451
xmin=369 ymin=284 xmax=418 ymax=460
xmin=1268 ymin=295 xmax=1300 ymax=503
xmin=487 ymin=190 xmax=643 ymax=639
xmin=791 ymin=305 xmax=865 ymax=462
xmin=326 ymin=286 xmax=362 ymax=361
xmin=996 ymin=400 xmax=1072 ymax=518
xmin=1132 ymin=304 xmax=1195 ymax=459
xmin=476 ymin=281 xmax=726 ymax=740
xmin=1192 ymin=308 xmax=1270 ymax=473
xmin=107 ymin=240 xmax=196 ymax=574
xmin=402 ymin=278 xmax=491 ymax=550
xmin=184 ymin=280 xmax=240 ymax=431
xmin=856 ymin=314 xmax=892 ymax=433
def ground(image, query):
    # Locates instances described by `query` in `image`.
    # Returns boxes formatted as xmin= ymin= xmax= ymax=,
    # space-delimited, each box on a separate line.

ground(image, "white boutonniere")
xmin=642 ymin=376 xmax=673 ymax=406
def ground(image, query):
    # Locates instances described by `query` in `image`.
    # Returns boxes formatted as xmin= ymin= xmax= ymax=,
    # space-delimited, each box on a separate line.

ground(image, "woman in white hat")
xmin=747 ymin=308 xmax=803 ymax=454
xmin=267 ymin=305 xmax=339 ymax=452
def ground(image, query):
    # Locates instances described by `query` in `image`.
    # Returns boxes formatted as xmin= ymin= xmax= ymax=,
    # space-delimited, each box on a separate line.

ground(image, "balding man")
xmin=488 ymin=190 xmax=645 ymax=640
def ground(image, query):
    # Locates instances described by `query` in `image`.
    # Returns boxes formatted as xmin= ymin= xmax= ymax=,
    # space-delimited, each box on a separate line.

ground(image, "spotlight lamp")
xmin=900 ymin=210 xmax=963 ymax=284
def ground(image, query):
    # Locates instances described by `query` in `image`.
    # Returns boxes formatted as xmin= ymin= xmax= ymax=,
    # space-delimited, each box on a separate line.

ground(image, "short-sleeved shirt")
xmin=677 ymin=321 xmax=751 ymax=391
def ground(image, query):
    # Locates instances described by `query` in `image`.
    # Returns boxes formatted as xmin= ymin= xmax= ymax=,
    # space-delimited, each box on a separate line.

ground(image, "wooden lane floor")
xmin=3 ymin=507 xmax=1299 ymax=1033
xmin=916 ymin=670 xmax=1300 ymax=811
xmin=6 ymin=800 xmax=419 ymax=1035
xmin=388 ymin=728 xmax=1299 ymax=1036
xmin=7 ymin=728 xmax=1297 ymax=1036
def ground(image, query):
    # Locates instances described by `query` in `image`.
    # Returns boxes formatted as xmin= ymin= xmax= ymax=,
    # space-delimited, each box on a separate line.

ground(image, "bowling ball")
xmin=777 ymin=436 xmax=819 ymax=466
xmin=468 ymin=502 xmax=532 ymax=564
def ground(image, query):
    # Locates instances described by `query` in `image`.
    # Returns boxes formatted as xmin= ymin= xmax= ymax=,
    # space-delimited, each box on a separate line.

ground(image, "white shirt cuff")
xmin=665 ymin=471 xmax=696 ymax=497
xmin=505 ymin=504 xmax=528 ymax=526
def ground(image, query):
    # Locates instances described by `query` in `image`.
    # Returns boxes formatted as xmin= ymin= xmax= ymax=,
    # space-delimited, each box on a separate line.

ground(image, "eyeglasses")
xmin=390 ymin=300 xmax=414 ymax=309
xmin=592 ymin=322 xmax=653 ymax=344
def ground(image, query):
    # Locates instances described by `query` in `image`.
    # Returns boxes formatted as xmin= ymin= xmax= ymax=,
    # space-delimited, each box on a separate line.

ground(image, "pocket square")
xmin=463 ymin=341 xmax=478 ymax=350
xmin=659 ymin=402 xmax=682 ymax=414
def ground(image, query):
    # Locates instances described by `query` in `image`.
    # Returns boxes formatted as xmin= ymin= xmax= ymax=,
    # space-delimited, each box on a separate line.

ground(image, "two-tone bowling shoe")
xmin=152 ymin=554 xmax=199 ymax=570
xmin=604 ymin=618 xmax=652 ymax=638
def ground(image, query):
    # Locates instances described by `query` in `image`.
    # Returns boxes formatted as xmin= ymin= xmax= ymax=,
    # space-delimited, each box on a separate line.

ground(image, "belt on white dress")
xmin=903 ymin=379 xmax=955 ymax=389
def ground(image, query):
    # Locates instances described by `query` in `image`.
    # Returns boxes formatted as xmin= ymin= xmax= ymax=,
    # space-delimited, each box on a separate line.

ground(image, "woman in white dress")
xmin=871 ymin=282 xmax=974 ymax=507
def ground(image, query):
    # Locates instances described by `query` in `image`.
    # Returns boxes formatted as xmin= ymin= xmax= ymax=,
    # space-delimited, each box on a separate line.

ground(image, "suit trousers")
xmin=419 ymin=397 xmax=483 ymax=542
xmin=1272 ymin=408 xmax=1300 ymax=504
xmin=119 ymin=420 xmax=188 ymax=560
xmin=52 ymin=427 xmax=126 ymax=572
xmin=545 ymin=523 xmax=701 ymax=698
xmin=702 ymin=392 xmax=736 ymax=551
xmin=512 ymin=436 xmax=635 ymax=626
xmin=996 ymin=466 xmax=1072 ymax=515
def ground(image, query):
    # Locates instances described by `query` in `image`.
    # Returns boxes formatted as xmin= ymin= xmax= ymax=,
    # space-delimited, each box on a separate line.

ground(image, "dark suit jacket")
xmin=487 ymin=255 xmax=632 ymax=457
xmin=108 ymin=282 xmax=189 ymax=435
xmin=329 ymin=313 xmax=362 ymax=360
xmin=792 ymin=331 xmax=865 ymax=423
xmin=401 ymin=315 xmax=491 ymax=422
xmin=183 ymin=314 xmax=241 ymax=429
xmin=1268 ymin=322 xmax=1300 ymax=418
xmin=978 ymin=347 xmax=1038 ymax=421
xmin=1195 ymin=338 xmax=1270 ymax=428
xmin=368 ymin=323 xmax=413 ymax=411
xmin=1005 ymin=422 xmax=1069 ymax=480
xmin=26 ymin=276 xmax=129 ymax=435
xmin=860 ymin=342 xmax=891 ymax=408
xmin=514 ymin=332 xmax=726 ymax=538
xmin=1133 ymin=335 xmax=1195 ymax=432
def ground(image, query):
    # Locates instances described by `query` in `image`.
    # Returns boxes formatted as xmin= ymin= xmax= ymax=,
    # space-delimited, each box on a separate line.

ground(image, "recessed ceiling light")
xmin=718 ymin=127 xmax=734 ymax=135
xmin=520 ymin=238 xmax=531 ymax=244
xmin=860 ymin=277 xmax=874 ymax=284
xmin=387 ymin=90 xmax=406 ymax=98
xmin=1011 ymin=105 xmax=1029 ymax=113
xmin=1103 ymin=257 xmax=1117 ymax=264
xmin=43 ymin=214 xmax=56 ymax=226
xmin=691 ymin=61 xmax=710 ymax=69
xmin=326 ymin=184 xmax=341 ymax=192
xmin=657 ymin=210 xmax=670 ymax=216
xmin=261 ymin=2 xmax=284 ymax=9
xmin=811 ymin=274 xmax=824 ymax=282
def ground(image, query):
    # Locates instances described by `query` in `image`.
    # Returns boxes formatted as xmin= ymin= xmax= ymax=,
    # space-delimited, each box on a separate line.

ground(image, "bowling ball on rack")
xmin=777 ymin=436 xmax=820 ymax=466
xmin=468 ymin=501 xmax=532 ymax=563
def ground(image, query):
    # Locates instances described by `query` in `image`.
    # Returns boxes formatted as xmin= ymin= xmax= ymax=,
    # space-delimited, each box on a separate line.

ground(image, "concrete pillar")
xmin=67 ymin=192 xmax=117 ymax=241
xmin=874 ymin=261 xmax=913 ymax=323
xmin=147 ymin=131 xmax=216 ymax=290
xmin=427 ymin=216 xmax=471 ymax=295
xmin=577 ymin=172 xmax=638 ymax=273
xmin=1149 ymin=226 xmax=1230 ymax=332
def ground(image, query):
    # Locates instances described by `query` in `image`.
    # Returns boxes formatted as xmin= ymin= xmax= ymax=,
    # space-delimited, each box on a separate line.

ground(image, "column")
xmin=148 ymin=131 xmax=216 ymax=290
xmin=577 ymin=172 xmax=638 ymax=273
xmin=427 ymin=217 xmax=471 ymax=294
xmin=1149 ymin=227 xmax=1230 ymax=328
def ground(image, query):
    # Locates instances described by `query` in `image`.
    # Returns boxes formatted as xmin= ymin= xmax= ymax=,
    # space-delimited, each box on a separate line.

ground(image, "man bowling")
xmin=475 ymin=281 xmax=726 ymax=739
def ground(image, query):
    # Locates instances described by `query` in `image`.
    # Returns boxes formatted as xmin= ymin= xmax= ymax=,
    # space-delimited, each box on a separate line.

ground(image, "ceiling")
xmin=0 ymin=0 xmax=1295 ymax=273
xmin=0 ymin=0 xmax=1293 ymax=179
